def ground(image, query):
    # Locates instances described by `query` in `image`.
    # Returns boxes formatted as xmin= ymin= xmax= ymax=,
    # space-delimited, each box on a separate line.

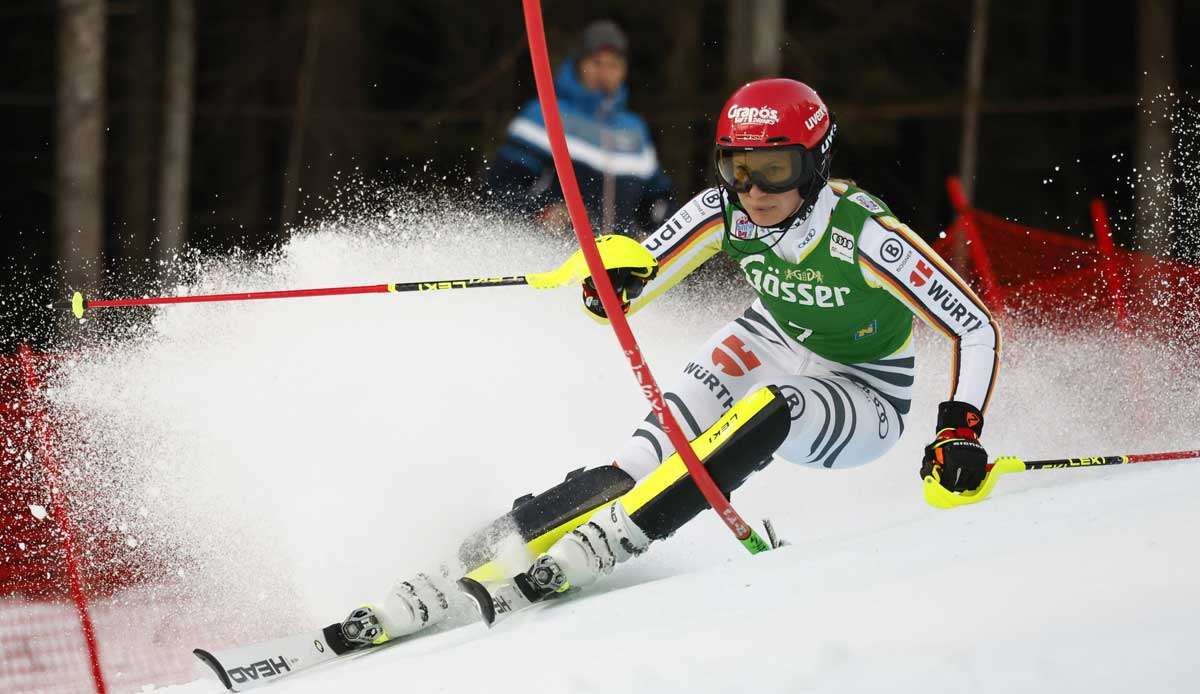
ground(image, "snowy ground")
xmin=31 ymin=201 xmax=1200 ymax=693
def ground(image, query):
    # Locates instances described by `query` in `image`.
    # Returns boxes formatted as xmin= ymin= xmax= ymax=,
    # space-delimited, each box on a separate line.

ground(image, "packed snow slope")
xmin=46 ymin=201 xmax=1200 ymax=693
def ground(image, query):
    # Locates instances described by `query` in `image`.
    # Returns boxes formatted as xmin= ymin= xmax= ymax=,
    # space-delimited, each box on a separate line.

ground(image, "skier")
xmin=333 ymin=78 xmax=1000 ymax=649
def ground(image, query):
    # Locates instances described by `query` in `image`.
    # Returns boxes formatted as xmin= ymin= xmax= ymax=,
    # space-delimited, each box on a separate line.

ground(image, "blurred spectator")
xmin=486 ymin=19 xmax=673 ymax=237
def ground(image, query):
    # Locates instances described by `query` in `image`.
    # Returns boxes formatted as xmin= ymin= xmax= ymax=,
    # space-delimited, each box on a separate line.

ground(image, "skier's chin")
xmin=746 ymin=200 xmax=802 ymax=228
xmin=746 ymin=210 xmax=780 ymax=227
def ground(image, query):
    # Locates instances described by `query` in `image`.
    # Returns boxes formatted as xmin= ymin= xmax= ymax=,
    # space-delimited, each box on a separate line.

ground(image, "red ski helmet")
xmin=714 ymin=79 xmax=836 ymax=204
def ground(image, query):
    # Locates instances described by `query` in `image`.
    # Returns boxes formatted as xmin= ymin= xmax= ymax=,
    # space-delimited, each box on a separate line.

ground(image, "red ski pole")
xmin=63 ymin=277 xmax=527 ymax=319
xmin=60 ymin=239 xmax=653 ymax=319
xmin=925 ymin=449 xmax=1200 ymax=509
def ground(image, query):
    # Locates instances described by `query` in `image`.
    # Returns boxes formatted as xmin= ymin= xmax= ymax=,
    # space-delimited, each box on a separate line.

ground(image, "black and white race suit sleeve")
xmin=857 ymin=216 xmax=1001 ymax=413
xmin=624 ymin=188 xmax=727 ymax=316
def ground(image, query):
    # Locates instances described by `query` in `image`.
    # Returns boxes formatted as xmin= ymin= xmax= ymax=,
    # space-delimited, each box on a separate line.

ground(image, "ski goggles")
xmin=715 ymin=147 xmax=816 ymax=195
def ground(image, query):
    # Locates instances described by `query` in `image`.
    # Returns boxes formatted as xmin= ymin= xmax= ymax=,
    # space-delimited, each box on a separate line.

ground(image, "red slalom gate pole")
xmin=520 ymin=0 xmax=769 ymax=553
xmin=17 ymin=346 xmax=108 ymax=694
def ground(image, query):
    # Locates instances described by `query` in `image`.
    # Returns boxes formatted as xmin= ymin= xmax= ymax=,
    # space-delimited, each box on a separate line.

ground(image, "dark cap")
xmin=579 ymin=20 xmax=628 ymax=58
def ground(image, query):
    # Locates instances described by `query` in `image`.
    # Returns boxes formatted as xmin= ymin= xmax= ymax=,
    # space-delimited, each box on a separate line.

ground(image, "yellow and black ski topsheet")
xmin=464 ymin=385 xmax=790 ymax=582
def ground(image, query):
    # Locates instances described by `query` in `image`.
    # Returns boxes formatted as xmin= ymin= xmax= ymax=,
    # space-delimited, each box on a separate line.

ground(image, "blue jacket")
xmin=486 ymin=60 xmax=673 ymax=236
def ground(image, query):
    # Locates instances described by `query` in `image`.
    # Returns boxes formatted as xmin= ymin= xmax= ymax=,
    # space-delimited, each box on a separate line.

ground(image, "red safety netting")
xmin=0 ymin=352 xmax=154 ymax=602
xmin=0 ymin=590 xmax=223 ymax=693
xmin=934 ymin=177 xmax=1200 ymax=344
xmin=0 ymin=351 xmax=220 ymax=693
xmin=0 ymin=354 xmax=53 ymax=598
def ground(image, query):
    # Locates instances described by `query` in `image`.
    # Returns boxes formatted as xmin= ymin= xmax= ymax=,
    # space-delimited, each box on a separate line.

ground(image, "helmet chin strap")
xmin=716 ymin=165 xmax=827 ymax=253
xmin=760 ymin=165 xmax=830 ymax=234
xmin=719 ymin=189 xmax=800 ymax=255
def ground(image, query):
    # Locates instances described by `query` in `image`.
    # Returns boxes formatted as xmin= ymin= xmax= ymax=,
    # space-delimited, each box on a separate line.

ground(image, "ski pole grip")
xmin=923 ymin=456 xmax=1026 ymax=509
xmin=526 ymin=235 xmax=657 ymax=290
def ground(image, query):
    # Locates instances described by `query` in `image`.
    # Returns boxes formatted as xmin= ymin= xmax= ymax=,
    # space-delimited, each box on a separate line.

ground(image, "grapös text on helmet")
xmin=726 ymin=104 xmax=780 ymax=126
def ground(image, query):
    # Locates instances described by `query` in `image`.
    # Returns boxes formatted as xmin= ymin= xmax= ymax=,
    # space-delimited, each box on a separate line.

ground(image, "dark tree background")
xmin=0 ymin=0 xmax=1196 ymax=352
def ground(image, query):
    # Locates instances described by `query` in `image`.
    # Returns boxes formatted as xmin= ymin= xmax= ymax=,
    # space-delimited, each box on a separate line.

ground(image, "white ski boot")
xmin=331 ymin=572 xmax=455 ymax=652
xmin=460 ymin=501 xmax=651 ymax=625
xmin=543 ymin=500 xmax=650 ymax=590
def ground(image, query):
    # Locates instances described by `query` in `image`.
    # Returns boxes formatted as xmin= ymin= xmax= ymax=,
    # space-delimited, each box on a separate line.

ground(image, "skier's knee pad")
xmin=457 ymin=465 xmax=636 ymax=572
xmin=621 ymin=385 xmax=791 ymax=541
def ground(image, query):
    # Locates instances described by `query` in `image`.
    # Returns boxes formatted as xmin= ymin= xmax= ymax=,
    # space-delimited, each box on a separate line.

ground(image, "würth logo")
xmin=711 ymin=335 xmax=761 ymax=377
xmin=909 ymin=259 xmax=933 ymax=288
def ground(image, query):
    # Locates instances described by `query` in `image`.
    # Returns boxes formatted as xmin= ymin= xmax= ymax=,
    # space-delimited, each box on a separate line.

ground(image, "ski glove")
xmin=582 ymin=265 xmax=658 ymax=318
xmin=920 ymin=400 xmax=988 ymax=492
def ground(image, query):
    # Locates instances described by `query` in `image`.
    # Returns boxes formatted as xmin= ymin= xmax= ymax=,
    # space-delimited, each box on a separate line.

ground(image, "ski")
xmin=194 ymin=627 xmax=340 ymax=691
xmin=192 ymin=463 xmax=642 ymax=690
xmin=193 ymin=622 xmax=407 ymax=691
